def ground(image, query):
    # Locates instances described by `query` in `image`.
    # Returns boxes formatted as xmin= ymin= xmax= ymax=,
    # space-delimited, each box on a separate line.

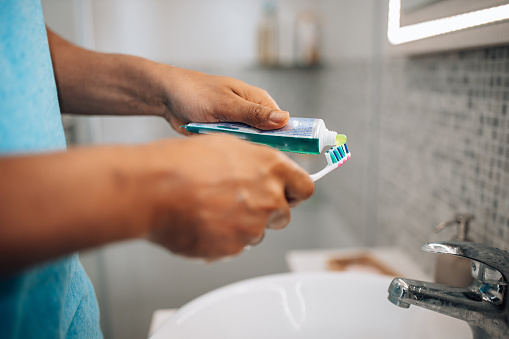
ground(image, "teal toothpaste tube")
xmin=184 ymin=117 xmax=346 ymax=154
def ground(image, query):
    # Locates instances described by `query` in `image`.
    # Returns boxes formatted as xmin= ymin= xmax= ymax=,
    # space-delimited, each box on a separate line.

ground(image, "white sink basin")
xmin=151 ymin=272 xmax=471 ymax=339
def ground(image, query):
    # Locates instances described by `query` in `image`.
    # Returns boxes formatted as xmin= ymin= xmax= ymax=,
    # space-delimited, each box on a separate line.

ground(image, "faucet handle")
xmin=422 ymin=240 xmax=509 ymax=282
xmin=434 ymin=213 xmax=474 ymax=240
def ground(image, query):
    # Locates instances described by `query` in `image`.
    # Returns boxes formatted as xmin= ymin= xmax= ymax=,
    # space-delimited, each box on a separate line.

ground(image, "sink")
xmin=150 ymin=272 xmax=471 ymax=339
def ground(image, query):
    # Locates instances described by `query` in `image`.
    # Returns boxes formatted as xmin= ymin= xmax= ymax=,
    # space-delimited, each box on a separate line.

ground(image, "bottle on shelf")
xmin=294 ymin=10 xmax=319 ymax=66
xmin=257 ymin=2 xmax=279 ymax=66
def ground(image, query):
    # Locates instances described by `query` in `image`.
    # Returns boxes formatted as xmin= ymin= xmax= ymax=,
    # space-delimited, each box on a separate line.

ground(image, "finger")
xmin=233 ymin=83 xmax=281 ymax=111
xmin=166 ymin=115 xmax=193 ymax=136
xmin=276 ymin=155 xmax=315 ymax=206
xmin=266 ymin=207 xmax=291 ymax=230
xmin=285 ymin=174 xmax=314 ymax=207
xmin=221 ymin=96 xmax=290 ymax=130
xmin=239 ymin=220 xmax=266 ymax=246
xmin=248 ymin=231 xmax=265 ymax=246
xmin=200 ymin=231 xmax=247 ymax=260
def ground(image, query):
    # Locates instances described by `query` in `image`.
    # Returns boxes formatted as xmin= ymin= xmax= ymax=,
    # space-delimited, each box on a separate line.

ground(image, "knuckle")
xmin=247 ymin=104 xmax=267 ymax=124
xmin=274 ymin=150 xmax=290 ymax=163
xmin=259 ymin=88 xmax=270 ymax=98
xmin=261 ymin=184 xmax=285 ymax=206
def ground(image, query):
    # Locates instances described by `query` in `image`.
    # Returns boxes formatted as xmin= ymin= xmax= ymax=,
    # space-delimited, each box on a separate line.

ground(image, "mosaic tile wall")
xmin=375 ymin=45 xmax=509 ymax=272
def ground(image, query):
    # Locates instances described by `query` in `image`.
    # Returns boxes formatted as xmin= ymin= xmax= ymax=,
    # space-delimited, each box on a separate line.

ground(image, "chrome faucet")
xmin=387 ymin=241 xmax=509 ymax=339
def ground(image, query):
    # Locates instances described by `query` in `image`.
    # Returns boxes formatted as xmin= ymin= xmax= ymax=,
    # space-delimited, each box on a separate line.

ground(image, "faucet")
xmin=387 ymin=241 xmax=509 ymax=339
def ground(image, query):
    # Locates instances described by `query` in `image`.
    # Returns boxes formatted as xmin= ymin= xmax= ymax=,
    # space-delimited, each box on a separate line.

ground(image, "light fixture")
xmin=388 ymin=0 xmax=509 ymax=45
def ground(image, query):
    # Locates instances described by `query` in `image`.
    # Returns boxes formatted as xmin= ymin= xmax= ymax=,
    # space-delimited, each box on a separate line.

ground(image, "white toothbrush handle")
xmin=310 ymin=165 xmax=338 ymax=182
xmin=309 ymin=152 xmax=350 ymax=182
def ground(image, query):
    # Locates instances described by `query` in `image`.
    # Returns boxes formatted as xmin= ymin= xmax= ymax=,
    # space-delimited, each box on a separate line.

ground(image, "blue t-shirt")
xmin=0 ymin=1 xmax=102 ymax=338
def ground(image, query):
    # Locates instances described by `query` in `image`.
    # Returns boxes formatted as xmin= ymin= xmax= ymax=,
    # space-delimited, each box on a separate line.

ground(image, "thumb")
xmin=233 ymin=99 xmax=290 ymax=130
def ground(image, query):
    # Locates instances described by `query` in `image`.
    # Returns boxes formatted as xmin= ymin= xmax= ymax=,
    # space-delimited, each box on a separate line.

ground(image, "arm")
xmin=47 ymin=28 xmax=290 ymax=133
xmin=0 ymin=28 xmax=313 ymax=275
xmin=0 ymin=136 xmax=314 ymax=275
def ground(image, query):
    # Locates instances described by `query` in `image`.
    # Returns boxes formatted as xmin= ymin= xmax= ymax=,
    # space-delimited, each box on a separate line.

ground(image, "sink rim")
xmin=152 ymin=271 xmax=394 ymax=336
xmin=172 ymin=271 xmax=392 ymax=318
xmin=151 ymin=271 xmax=471 ymax=339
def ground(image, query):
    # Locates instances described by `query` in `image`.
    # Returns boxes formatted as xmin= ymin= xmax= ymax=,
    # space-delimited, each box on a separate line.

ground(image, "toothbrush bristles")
xmin=310 ymin=143 xmax=350 ymax=182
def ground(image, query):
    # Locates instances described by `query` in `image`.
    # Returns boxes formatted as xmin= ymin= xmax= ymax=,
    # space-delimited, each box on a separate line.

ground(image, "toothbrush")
xmin=309 ymin=144 xmax=350 ymax=181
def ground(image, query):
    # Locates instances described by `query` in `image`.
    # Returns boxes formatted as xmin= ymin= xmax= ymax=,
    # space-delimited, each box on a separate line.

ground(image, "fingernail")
xmin=266 ymin=210 xmax=290 ymax=230
xmin=270 ymin=111 xmax=289 ymax=124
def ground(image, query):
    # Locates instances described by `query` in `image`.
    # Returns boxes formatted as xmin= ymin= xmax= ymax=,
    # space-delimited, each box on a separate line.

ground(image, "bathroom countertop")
xmin=149 ymin=309 xmax=177 ymax=337
xmin=286 ymin=247 xmax=432 ymax=280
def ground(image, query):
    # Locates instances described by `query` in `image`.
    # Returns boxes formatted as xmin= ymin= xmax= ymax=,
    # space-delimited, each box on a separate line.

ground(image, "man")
xmin=0 ymin=1 xmax=314 ymax=338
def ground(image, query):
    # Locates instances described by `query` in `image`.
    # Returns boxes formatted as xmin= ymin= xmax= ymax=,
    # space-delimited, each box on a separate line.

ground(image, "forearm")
xmin=0 ymin=135 xmax=314 ymax=272
xmin=47 ymin=28 xmax=169 ymax=117
xmin=46 ymin=28 xmax=290 ymax=133
xmin=0 ymin=145 xmax=162 ymax=274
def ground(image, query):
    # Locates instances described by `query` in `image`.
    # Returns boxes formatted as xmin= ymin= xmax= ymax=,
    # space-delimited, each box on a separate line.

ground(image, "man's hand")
xmin=22 ymin=28 xmax=313 ymax=270
xmin=158 ymin=67 xmax=290 ymax=134
xmin=47 ymin=28 xmax=289 ymax=134
xmin=145 ymin=135 xmax=313 ymax=259
xmin=0 ymin=136 xmax=314 ymax=272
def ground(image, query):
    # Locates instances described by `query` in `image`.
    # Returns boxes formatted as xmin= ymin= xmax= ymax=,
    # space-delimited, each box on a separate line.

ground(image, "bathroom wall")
xmin=373 ymin=47 xmax=509 ymax=273
xmin=307 ymin=46 xmax=509 ymax=278
xmin=319 ymin=42 xmax=509 ymax=277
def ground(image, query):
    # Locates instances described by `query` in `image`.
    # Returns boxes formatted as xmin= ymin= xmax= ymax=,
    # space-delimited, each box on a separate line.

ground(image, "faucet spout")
xmin=388 ymin=278 xmax=503 ymax=322
xmin=387 ymin=240 xmax=509 ymax=339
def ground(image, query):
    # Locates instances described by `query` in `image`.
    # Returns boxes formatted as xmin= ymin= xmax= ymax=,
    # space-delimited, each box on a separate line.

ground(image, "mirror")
xmin=401 ymin=0 xmax=444 ymax=13
xmin=388 ymin=0 xmax=509 ymax=54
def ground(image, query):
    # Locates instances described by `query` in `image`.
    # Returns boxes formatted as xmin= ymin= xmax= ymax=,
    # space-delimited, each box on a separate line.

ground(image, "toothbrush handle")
xmin=310 ymin=165 xmax=337 ymax=182
xmin=310 ymin=150 xmax=350 ymax=181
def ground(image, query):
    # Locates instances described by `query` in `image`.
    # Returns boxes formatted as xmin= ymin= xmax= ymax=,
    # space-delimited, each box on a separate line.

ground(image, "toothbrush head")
xmin=310 ymin=143 xmax=350 ymax=182
xmin=325 ymin=143 xmax=350 ymax=167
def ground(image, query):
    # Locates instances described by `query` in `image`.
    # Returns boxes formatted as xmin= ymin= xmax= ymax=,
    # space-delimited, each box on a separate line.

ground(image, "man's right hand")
xmin=144 ymin=135 xmax=314 ymax=260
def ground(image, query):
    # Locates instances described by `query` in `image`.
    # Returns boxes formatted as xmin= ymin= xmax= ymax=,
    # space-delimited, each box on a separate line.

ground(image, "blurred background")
xmin=41 ymin=0 xmax=509 ymax=338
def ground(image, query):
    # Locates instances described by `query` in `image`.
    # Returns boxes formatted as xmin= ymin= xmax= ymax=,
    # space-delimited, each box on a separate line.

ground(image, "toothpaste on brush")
xmin=184 ymin=117 xmax=346 ymax=155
